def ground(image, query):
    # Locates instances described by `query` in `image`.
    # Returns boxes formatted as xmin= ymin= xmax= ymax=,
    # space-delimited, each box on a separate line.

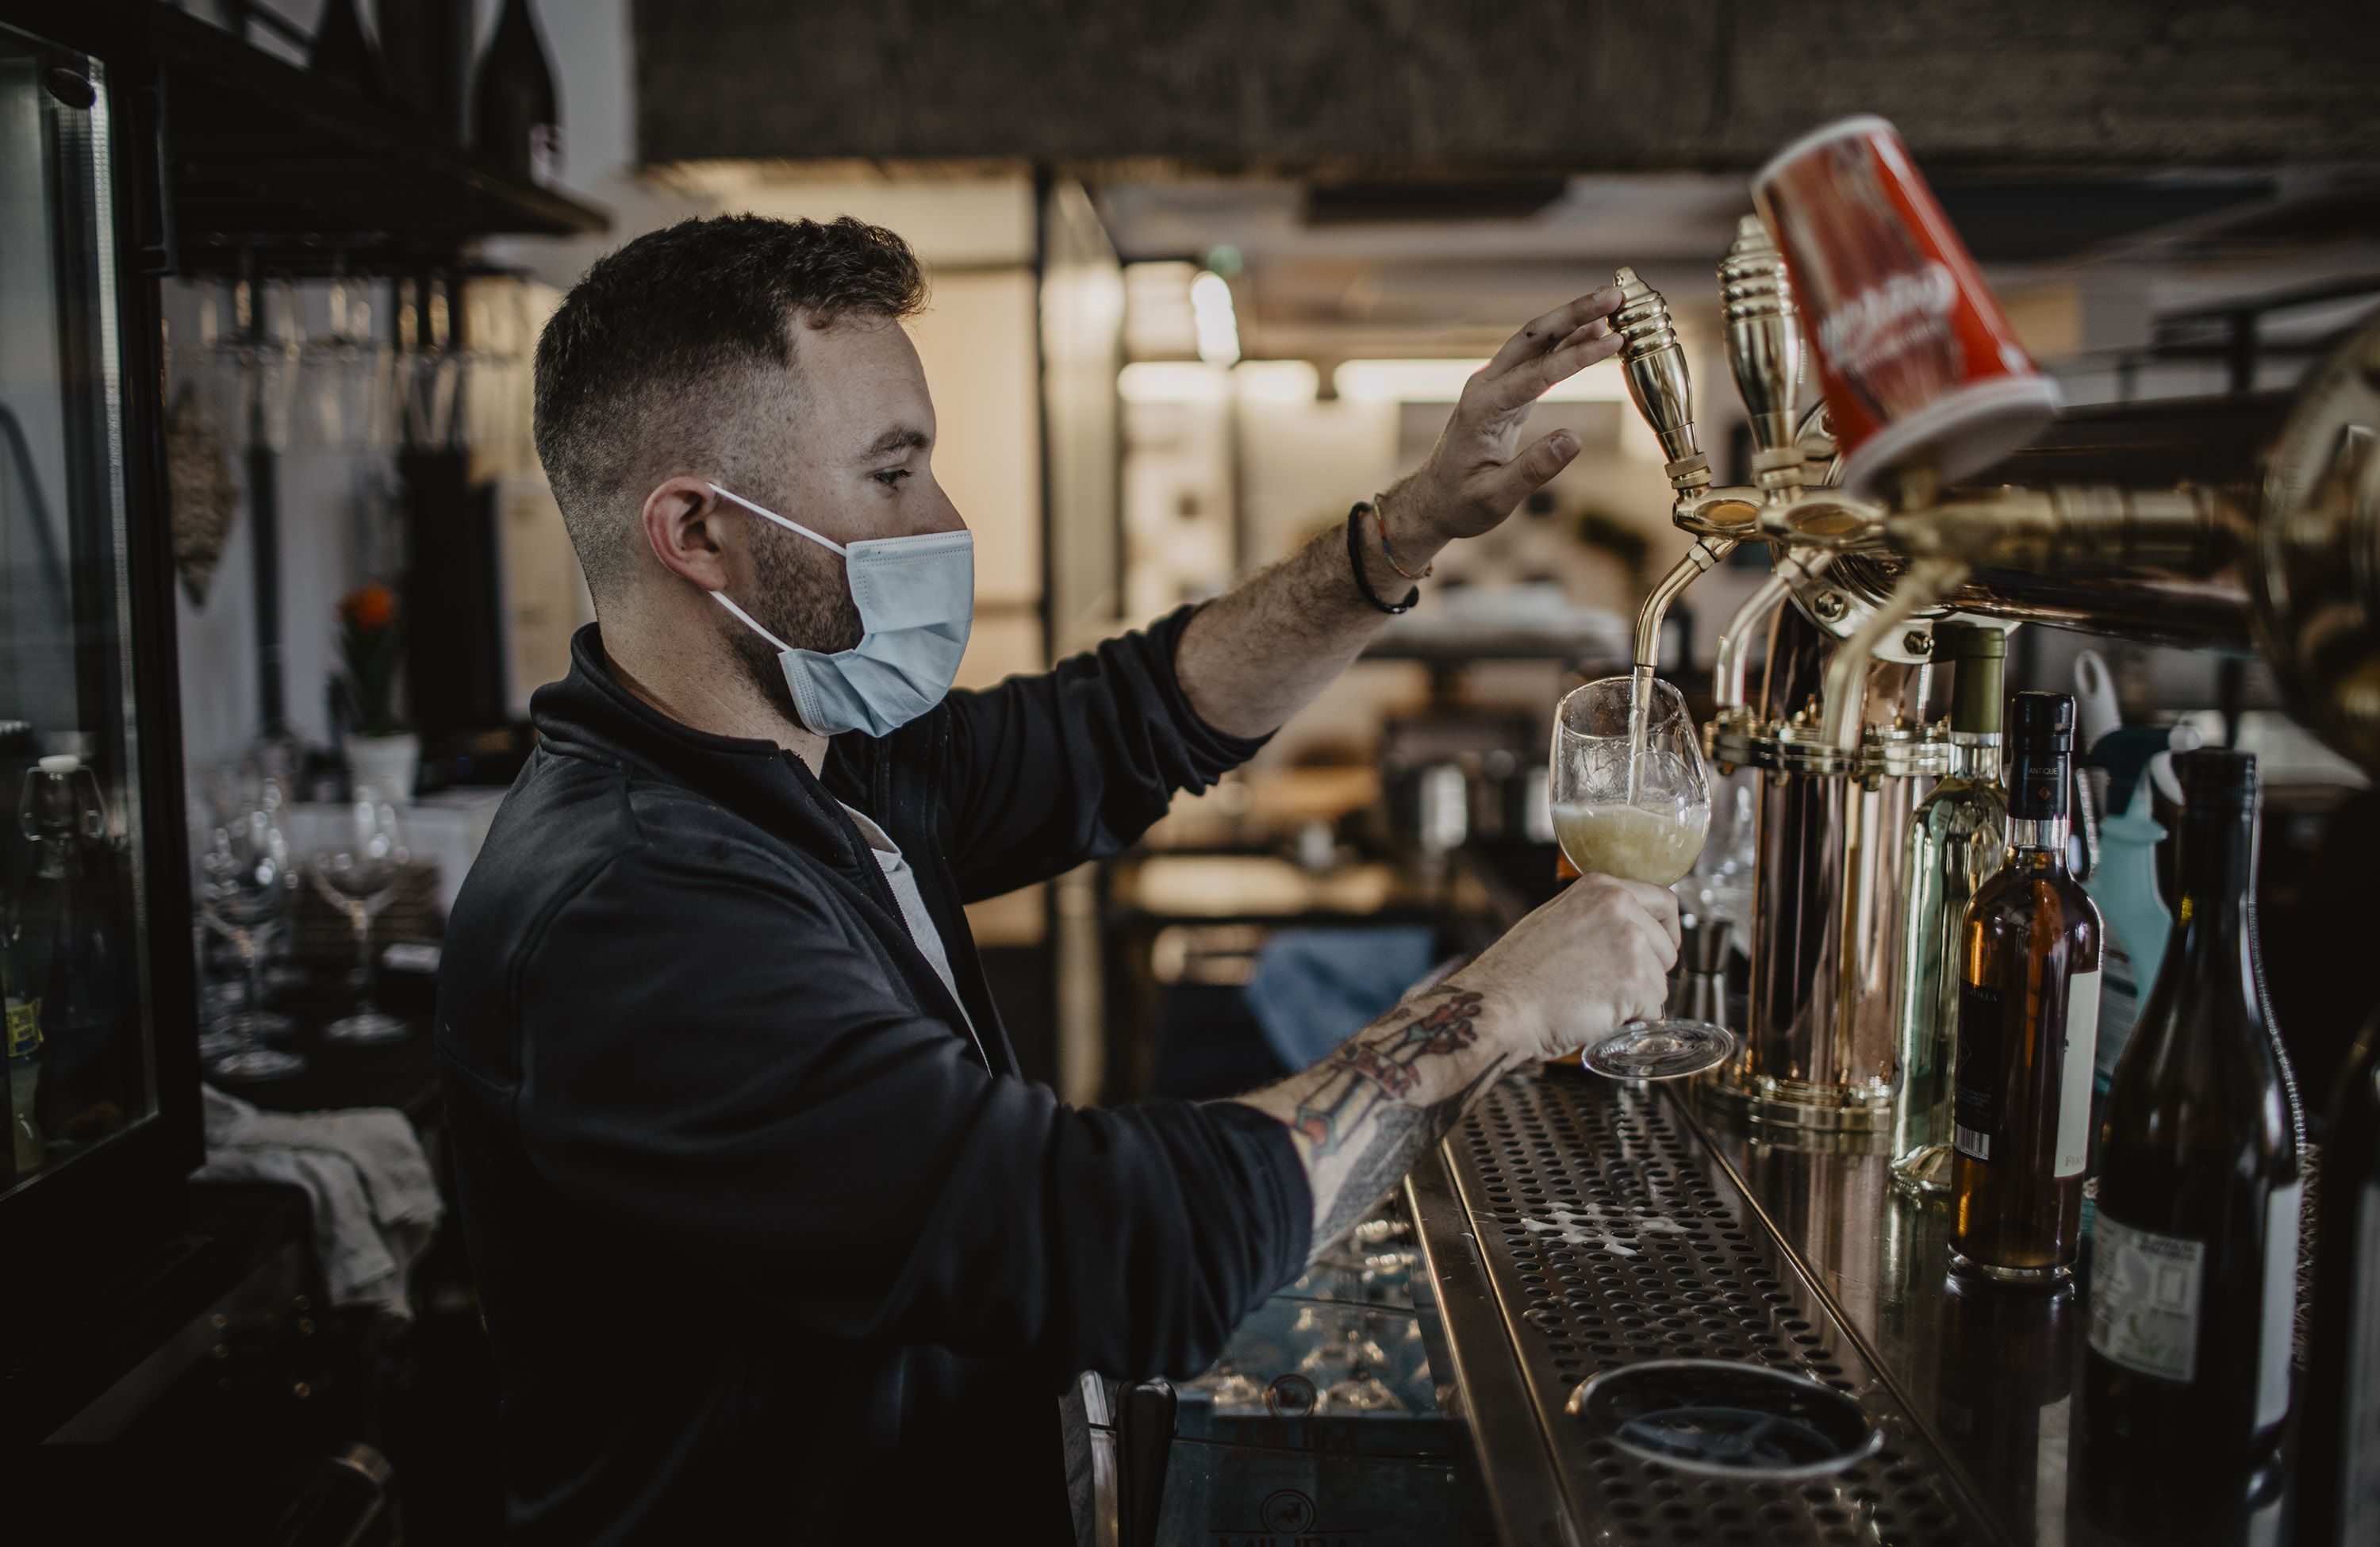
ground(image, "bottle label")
xmin=1952 ymin=982 xmax=2003 ymax=1161
xmin=530 ymin=125 xmax=563 ymax=188
xmin=2347 ymin=1180 xmax=2380 ymax=1538
xmin=2088 ymin=1213 xmax=2204 ymax=1383
xmin=2258 ymin=1180 xmax=2301 ymax=1430
xmin=5 ymin=998 xmax=38 ymax=1061
xmin=2053 ymin=967 xmax=2102 ymax=1178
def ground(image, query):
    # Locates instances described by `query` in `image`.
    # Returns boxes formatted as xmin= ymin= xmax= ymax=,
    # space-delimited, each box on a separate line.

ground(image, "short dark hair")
xmin=532 ymin=213 xmax=927 ymax=597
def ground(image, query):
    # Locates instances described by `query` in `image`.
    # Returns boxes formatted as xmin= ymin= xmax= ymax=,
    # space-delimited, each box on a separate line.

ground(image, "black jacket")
xmin=436 ymin=612 xmax=1311 ymax=1543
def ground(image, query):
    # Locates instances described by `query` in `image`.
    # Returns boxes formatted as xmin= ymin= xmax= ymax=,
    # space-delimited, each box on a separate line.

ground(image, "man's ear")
xmin=641 ymin=476 xmax=733 ymax=592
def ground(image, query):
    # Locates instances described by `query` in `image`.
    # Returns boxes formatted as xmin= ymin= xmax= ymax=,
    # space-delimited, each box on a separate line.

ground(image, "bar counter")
xmin=1403 ymin=1068 xmax=2290 ymax=1547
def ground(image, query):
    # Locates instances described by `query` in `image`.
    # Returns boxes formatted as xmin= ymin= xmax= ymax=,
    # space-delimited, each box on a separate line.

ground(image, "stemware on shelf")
xmin=191 ymin=768 xmax=305 ymax=1082
xmin=307 ymin=785 xmax=412 ymax=1045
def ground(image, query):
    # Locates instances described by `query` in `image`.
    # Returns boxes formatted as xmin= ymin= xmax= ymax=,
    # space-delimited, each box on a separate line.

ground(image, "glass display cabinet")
xmin=0 ymin=6 xmax=199 ymax=1297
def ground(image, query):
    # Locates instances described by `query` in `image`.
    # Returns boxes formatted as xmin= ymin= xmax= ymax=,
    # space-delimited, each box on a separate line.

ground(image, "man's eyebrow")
xmin=857 ymin=426 xmax=931 ymax=460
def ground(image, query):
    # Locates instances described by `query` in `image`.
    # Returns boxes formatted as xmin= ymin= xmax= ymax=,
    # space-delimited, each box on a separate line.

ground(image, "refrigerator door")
xmin=0 ymin=21 xmax=180 ymax=1205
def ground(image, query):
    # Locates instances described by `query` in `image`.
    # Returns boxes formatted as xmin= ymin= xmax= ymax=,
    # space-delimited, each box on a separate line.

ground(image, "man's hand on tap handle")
xmin=1383 ymin=286 xmax=1626 ymax=555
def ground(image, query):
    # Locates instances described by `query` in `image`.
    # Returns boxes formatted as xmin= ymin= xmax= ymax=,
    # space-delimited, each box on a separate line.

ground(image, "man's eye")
xmin=873 ymin=468 xmax=912 ymax=489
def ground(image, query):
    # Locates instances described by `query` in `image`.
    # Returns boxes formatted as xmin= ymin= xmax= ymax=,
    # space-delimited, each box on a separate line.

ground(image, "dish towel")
xmin=196 ymin=1084 xmax=443 ymax=1321
xmin=1242 ymin=926 xmax=1443 ymax=1070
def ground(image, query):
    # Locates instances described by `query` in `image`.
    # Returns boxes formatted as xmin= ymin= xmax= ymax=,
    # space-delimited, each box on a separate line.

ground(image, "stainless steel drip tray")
xmin=1404 ymin=1067 xmax=1999 ymax=1547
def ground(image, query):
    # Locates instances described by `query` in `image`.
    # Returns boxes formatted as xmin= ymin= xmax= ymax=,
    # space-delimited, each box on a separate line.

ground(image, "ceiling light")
xmin=1119 ymin=361 xmax=1231 ymax=404
xmin=1188 ymin=271 xmax=1241 ymax=367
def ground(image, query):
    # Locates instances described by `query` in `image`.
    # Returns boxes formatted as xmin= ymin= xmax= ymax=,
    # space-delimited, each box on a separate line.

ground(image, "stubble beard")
xmin=723 ymin=523 xmax=866 ymax=732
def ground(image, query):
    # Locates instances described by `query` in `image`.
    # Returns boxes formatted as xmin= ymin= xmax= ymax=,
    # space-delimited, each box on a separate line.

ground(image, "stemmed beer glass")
xmin=307 ymin=787 xmax=411 ymax=1045
xmin=1549 ymin=676 xmax=1736 ymax=1079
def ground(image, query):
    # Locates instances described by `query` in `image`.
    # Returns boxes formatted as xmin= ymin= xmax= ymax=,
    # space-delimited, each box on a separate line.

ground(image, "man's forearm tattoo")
xmin=1292 ymin=988 xmax=1485 ymax=1157
xmin=1288 ymin=988 xmax=1513 ymax=1244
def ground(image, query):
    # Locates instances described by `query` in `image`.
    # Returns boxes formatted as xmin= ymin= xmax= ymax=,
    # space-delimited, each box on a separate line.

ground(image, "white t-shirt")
xmin=839 ymin=804 xmax=975 ymax=1042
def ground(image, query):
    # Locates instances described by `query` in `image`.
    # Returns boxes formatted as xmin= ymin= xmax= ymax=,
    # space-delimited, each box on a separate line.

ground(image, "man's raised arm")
xmin=1173 ymin=286 xmax=1625 ymax=740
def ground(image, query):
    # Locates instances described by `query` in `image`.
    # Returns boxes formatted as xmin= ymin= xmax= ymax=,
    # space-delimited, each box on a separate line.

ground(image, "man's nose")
xmin=914 ymin=482 xmax=967 ymax=538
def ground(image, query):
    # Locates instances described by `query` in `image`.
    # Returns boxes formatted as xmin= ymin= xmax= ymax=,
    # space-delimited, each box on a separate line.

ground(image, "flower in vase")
xmin=336 ymin=582 xmax=405 ymax=736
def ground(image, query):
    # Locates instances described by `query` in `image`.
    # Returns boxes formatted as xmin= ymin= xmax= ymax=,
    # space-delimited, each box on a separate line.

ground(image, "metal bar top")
xmin=1408 ymin=1069 xmax=2299 ymax=1545
xmin=1407 ymin=1067 xmax=2001 ymax=1547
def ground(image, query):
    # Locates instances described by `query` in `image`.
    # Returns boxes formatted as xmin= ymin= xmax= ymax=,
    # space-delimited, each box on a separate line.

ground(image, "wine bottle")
xmin=309 ymin=0 xmax=386 ymax=100
xmin=2291 ymin=1008 xmax=2380 ymax=1545
xmin=473 ymin=0 xmax=562 ymax=188
xmin=2082 ymin=749 xmax=2301 ymax=1529
xmin=1933 ymin=1274 xmax=2074 ymax=1528
xmin=1891 ymin=621 xmax=2009 ymax=1195
xmin=1948 ymin=691 xmax=2102 ymax=1284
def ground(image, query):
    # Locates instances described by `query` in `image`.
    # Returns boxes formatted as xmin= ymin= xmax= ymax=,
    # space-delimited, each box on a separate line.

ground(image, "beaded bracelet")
xmin=1369 ymin=491 xmax=1434 ymax=582
xmin=1345 ymin=503 xmax=1420 ymax=615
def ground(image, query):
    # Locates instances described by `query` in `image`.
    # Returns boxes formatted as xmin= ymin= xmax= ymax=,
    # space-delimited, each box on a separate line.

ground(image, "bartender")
xmin=437 ymin=213 xmax=1678 ymax=1542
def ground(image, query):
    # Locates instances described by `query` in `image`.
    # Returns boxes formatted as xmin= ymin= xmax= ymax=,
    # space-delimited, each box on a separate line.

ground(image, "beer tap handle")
xmin=1718 ymin=215 xmax=1807 ymax=498
xmin=1614 ymin=267 xmax=1710 ymax=498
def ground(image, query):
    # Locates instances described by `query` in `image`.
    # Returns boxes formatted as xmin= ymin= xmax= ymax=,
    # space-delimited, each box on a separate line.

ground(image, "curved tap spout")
xmin=1818 ymin=557 xmax=1969 ymax=754
xmin=1633 ymin=536 xmax=1740 ymax=673
xmin=1614 ymin=267 xmax=1710 ymax=496
xmin=1712 ymin=551 xmax=1833 ymax=714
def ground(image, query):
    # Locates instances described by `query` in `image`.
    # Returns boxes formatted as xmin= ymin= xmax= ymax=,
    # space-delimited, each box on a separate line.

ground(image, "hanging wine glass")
xmin=455 ymin=274 xmax=529 ymax=462
xmin=205 ymin=263 xmax=300 ymax=455
xmin=295 ymin=259 xmax=393 ymax=451
xmin=395 ymin=275 xmax=459 ymax=451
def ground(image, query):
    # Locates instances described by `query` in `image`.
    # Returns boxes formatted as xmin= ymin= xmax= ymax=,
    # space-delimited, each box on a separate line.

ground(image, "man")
xmin=438 ymin=213 xmax=1676 ymax=1542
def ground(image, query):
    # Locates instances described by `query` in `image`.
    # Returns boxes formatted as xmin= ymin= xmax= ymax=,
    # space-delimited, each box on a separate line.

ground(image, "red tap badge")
xmin=1752 ymin=115 xmax=2058 ymax=498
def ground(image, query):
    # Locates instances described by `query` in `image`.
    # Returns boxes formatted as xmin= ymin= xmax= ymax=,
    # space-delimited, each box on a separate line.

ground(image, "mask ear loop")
xmin=704 ymin=481 xmax=847 ymax=556
xmin=708 ymin=589 xmax=796 ymax=652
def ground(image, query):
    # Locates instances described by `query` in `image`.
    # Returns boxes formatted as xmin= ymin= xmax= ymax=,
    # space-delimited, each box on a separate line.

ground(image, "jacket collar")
xmin=533 ymin=625 xmax=1018 ymax=1077
xmin=532 ymin=624 xmax=870 ymax=873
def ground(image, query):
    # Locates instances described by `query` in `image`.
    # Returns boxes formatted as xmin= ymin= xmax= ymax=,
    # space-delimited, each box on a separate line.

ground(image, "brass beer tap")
xmin=1614 ymin=267 xmax=1745 ymax=672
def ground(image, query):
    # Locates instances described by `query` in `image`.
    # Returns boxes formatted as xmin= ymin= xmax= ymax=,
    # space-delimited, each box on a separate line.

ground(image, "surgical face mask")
xmin=704 ymin=482 xmax=974 ymax=739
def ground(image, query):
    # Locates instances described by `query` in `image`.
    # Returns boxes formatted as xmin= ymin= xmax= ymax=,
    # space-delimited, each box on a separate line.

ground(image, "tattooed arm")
xmin=1234 ymin=873 xmax=1682 ymax=1252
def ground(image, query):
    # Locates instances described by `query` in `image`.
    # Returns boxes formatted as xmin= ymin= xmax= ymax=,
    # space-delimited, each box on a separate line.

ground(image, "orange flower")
xmin=340 ymin=582 xmax=397 ymax=634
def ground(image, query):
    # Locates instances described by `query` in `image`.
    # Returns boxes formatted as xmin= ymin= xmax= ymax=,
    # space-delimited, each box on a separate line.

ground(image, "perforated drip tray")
xmin=1409 ymin=1069 xmax=1996 ymax=1547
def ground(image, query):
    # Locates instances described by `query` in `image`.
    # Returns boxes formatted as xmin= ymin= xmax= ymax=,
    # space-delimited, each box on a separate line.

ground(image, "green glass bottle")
xmin=1892 ymin=622 xmax=2009 ymax=1195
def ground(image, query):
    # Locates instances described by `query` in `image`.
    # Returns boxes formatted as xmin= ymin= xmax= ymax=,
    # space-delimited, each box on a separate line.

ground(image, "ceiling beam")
xmin=635 ymin=0 xmax=2380 ymax=172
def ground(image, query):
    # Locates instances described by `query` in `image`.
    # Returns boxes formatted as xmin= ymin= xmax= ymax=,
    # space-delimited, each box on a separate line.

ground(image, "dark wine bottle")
xmin=2082 ymin=749 xmax=2301 ymax=1530
xmin=376 ymin=0 xmax=472 ymax=139
xmin=1948 ymin=691 xmax=2102 ymax=1284
xmin=472 ymin=0 xmax=562 ymax=188
xmin=309 ymin=0 xmax=386 ymax=100
xmin=2294 ymin=1008 xmax=2380 ymax=1545
xmin=1933 ymin=1275 xmax=2073 ymax=1526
